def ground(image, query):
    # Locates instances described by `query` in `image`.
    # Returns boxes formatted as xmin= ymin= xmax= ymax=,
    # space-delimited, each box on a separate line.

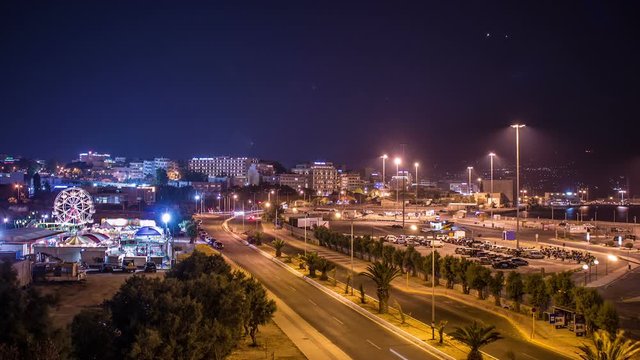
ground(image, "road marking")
xmin=520 ymin=353 xmax=538 ymax=360
xmin=366 ymin=339 xmax=381 ymax=350
xmin=308 ymin=299 xmax=318 ymax=306
xmin=389 ymin=348 xmax=409 ymax=360
xmin=288 ymin=286 xmax=296 ymax=292
xmin=331 ymin=316 xmax=344 ymax=325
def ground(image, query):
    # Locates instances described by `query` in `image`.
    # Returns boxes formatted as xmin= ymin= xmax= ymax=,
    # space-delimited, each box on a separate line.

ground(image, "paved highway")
xmin=264 ymin=223 xmax=572 ymax=360
xmin=201 ymin=216 xmax=442 ymax=360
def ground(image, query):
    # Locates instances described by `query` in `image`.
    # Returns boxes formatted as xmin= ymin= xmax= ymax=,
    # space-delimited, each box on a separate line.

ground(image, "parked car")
xmin=213 ymin=241 xmax=225 ymax=250
xmin=122 ymin=260 xmax=137 ymax=273
xmin=524 ymin=251 xmax=545 ymax=259
xmin=510 ymin=258 xmax=529 ymax=267
xmin=478 ymin=257 xmax=492 ymax=265
xmin=492 ymin=261 xmax=517 ymax=269
xmin=384 ymin=235 xmax=397 ymax=242
xmin=391 ymin=224 xmax=403 ymax=229
xmin=144 ymin=262 xmax=157 ymax=273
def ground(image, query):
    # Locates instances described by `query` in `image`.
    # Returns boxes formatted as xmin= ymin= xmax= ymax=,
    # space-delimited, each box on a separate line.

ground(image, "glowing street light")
xmin=511 ymin=123 xmax=526 ymax=249
xmin=194 ymin=194 xmax=201 ymax=214
xmin=488 ymin=152 xmax=496 ymax=217
xmin=467 ymin=167 xmax=473 ymax=195
xmin=582 ymin=264 xmax=589 ymax=285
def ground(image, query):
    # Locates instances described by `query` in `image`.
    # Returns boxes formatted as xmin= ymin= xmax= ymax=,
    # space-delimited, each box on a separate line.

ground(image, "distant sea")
xmin=499 ymin=205 xmax=640 ymax=223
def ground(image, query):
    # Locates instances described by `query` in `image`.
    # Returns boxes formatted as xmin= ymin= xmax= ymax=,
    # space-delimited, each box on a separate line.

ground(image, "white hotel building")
xmin=188 ymin=156 xmax=259 ymax=181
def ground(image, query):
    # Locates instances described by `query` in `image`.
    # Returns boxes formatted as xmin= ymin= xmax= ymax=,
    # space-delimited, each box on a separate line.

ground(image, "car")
xmin=524 ymin=251 xmax=545 ymax=259
xmin=435 ymin=234 xmax=449 ymax=240
xmin=625 ymin=234 xmax=637 ymax=240
xmin=122 ymin=260 xmax=137 ymax=273
xmin=391 ymin=224 xmax=403 ymax=229
xmin=144 ymin=262 xmax=157 ymax=273
xmin=478 ymin=257 xmax=492 ymax=265
xmin=384 ymin=235 xmax=397 ymax=242
xmin=492 ymin=261 xmax=517 ymax=269
xmin=213 ymin=241 xmax=224 ymax=250
xmin=510 ymin=258 xmax=529 ymax=267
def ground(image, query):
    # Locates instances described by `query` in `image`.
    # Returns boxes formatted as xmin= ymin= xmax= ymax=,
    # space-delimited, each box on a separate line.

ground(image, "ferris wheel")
xmin=53 ymin=187 xmax=96 ymax=226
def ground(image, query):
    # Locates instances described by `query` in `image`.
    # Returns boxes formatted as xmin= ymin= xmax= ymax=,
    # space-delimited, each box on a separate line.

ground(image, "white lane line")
xmin=520 ymin=353 xmax=538 ymax=360
xmin=331 ymin=316 xmax=344 ymax=325
xmin=308 ymin=299 xmax=318 ymax=306
xmin=366 ymin=339 xmax=381 ymax=350
xmin=389 ymin=348 xmax=409 ymax=360
xmin=288 ymin=286 xmax=296 ymax=292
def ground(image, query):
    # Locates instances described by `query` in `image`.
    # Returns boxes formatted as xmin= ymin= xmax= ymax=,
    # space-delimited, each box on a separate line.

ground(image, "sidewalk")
xmin=265 ymin=225 xmax=582 ymax=359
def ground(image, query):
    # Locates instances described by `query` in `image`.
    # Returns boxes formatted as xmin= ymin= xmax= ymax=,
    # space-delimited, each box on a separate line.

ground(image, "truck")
xmin=32 ymin=262 xmax=86 ymax=282
xmin=503 ymin=230 xmax=516 ymax=241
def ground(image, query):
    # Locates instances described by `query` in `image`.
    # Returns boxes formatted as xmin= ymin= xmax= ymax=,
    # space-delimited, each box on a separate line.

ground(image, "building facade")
xmin=279 ymin=173 xmax=310 ymax=190
xmin=188 ymin=156 xmax=259 ymax=181
xmin=340 ymin=173 xmax=364 ymax=191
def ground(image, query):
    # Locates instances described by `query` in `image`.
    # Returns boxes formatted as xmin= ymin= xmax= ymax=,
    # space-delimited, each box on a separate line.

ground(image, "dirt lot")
xmin=35 ymin=263 xmax=305 ymax=359
xmin=35 ymin=271 xmax=163 ymax=328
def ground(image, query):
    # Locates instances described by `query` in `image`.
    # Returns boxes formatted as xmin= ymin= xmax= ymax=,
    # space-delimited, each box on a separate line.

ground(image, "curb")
xmin=268 ymin=227 xmax=580 ymax=360
xmin=224 ymin=219 xmax=456 ymax=360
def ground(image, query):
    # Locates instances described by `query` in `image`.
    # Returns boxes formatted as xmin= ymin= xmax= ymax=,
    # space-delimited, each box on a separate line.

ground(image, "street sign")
xmin=531 ymin=307 xmax=537 ymax=313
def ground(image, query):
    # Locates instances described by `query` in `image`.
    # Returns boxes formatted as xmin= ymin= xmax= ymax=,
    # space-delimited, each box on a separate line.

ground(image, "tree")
xmin=454 ymin=257 xmax=472 ymax=294
xmin=404 ymin=245 xmax=422 ymax=276
xmin=466 ymin=264 xmax=491 ymax=300
xmin=546 ymin=271 xmax=575 ymax=308
xmin=524 ymin=273 xmax=550 ymax=318
xmin=272 ymin=239 xmax=285 ymax=257
xmin=168 ymin=250 xmax=231 ymax=280
xmin=360 ymin=261 xmax=402 ymax=314
xmin=0 ymin=262 xmax=65 ymax=359
xmin=440 ymin=255 xmax=458 ymax=289
xmin=451 ymin=321 xmax=502 ymax=360
xmin=185 ymin=221 xmax=198 ymax=243
xmin=316 ymin=257 xmax=335 ymax=281
xmin=597 ymin=301 xmax=619 ymax=337
xmin=437 ymin=320 xmax=448 ymax=344
xmin=505 ymin=272 xmax=525 ymax=312
xmin=577 ymin=330 xmax=640 ymax=360
xmin=155 ymin=168 xmax=169 ymax=186
xmin=422 ymin=250 xmax=441 ymax=284
xmin=574 ymin=287 xmax=604 ymax=335
xmin=70 ymin=308 xmax=117 ymax=360
xmin=382 ymin=245 xmax=396 ymax=265
xmin=303 ymin=252 xmax=321 ymax=278
xmin=242 ymin=277 xmax=276 ymax=346
xmin=489 ymin=272 xmax=505 ymax=306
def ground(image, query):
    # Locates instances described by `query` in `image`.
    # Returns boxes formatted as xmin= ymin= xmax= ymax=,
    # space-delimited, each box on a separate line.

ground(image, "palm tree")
xmin=303 ymin=252 xmax=320 ymax=278
xmin=578 ymin=330 xmax=640 ymax=360
xmin=360 ymin=261 xmax=401 ymax=314
xmin=450 ymin=321 xmax=502 ymax=360
xmin=272 ymin=238 xmax=285 ymax=257
xmin=316 ymin=257 xmax=335 ymax=281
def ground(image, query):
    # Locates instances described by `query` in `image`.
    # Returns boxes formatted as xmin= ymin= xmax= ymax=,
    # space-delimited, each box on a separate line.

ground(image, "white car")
xmin=384 ymin=235 xmax=397 ymax=242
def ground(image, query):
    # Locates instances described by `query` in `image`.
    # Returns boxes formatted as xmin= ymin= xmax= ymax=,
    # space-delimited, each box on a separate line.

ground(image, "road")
xmin=265 ymin=224 xmax=572 ymax=360
xmin=201 ymin=216 xmax=442 ymax=360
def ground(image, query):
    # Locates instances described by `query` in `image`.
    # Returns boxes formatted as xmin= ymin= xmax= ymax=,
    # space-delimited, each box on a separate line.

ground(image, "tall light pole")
xmin=619 ymin=190 xmax=626 ymax=204
xmin=394 ymin=157 xmax=402 ymax=216
xmin=413 ymin=162 xmax=420 ymax=202
xmin=194 ymin=194 xmax=201 ymax=214
xmin=511 ymin=123 xmax=526 ymax=249
xmin=489 ymin=153 xmax=496 ymax=218
xmin=467 ymin=167 xmax=473 ymax=195
xmin=381 ymin=154 xmax=388 ymax=187
xmin=233 ymin=194 xmax=238 ymax=211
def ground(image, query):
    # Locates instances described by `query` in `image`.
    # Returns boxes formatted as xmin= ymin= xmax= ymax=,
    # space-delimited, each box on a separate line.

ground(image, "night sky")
xmin=1 ymin=1 xmax=639 ymax=179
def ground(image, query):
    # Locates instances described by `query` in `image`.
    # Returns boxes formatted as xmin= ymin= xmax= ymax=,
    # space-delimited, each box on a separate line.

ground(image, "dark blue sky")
xmin=1 ymin=1 xmax=639 ymax=174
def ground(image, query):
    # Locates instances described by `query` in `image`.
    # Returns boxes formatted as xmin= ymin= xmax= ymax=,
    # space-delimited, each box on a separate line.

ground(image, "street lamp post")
xmin=414 ymin=162 xmax=419 ymax=216
xmin=511 ymin=124 xmax=526 ymax=249
xmin=233 ymin=194 xmax=238 ymax=211
xmin=394 ymin=157 xmax=402 ymax=218
xmin=381 ymin=154 xmax=388 ymax=186
xmin=582 ymin=264 xmax=589 ymax=286
xmin=194 ymin=194 xmax=201 ymax=214
xmin=467 ymin=167 xmax=473 ymax=195
xmin=593 ymin=259 xmax=599 ymax=280
xmin=489 ymin=153 xmax=496 ymax=220
xmin=3 ymin=217 xmax=8 ymax=229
